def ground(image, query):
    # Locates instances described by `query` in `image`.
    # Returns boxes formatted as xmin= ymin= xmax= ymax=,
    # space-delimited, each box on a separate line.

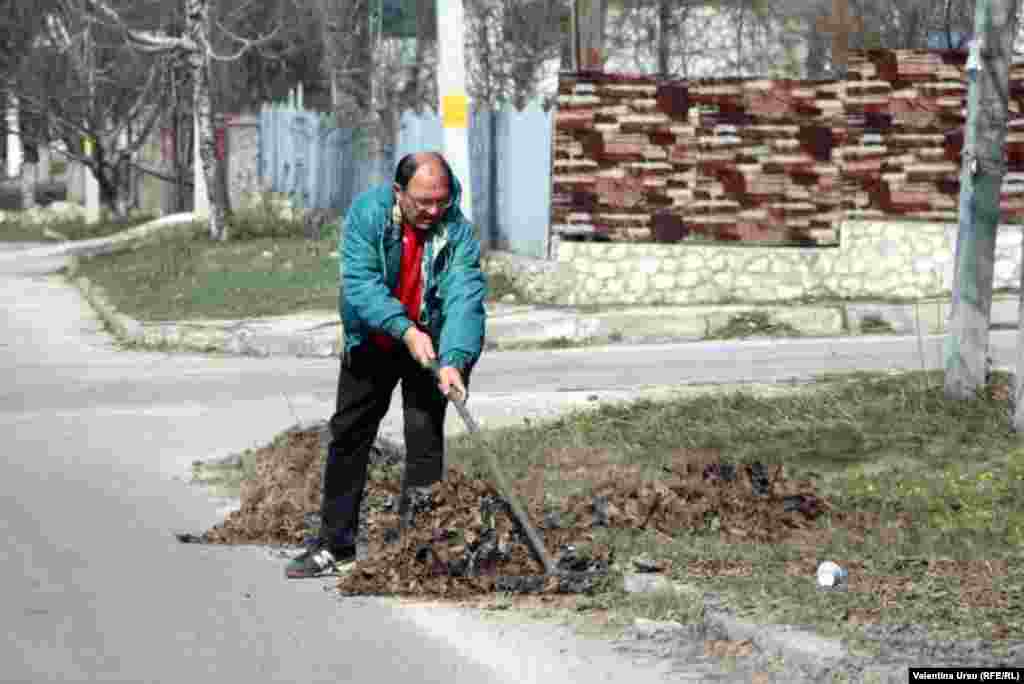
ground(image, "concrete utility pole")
xmin=571 ymin=0 xmax=606 ymax=71
xmin=84 ymin=136 xmax=100 ymax=224
xmin=6 ymin=92 xmax=23 ymax=179
xmin=83 ymin=23 xmax=100 ymax=224
xmin=436 ymin=0 xmax=473 ymax=221
xmin=945 ymin=0 xmax=1019 ymax=401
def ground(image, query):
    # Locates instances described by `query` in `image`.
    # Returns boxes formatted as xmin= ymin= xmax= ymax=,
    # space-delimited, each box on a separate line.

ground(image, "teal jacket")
xmin=338 ymin=174 xmax=487 ymax=373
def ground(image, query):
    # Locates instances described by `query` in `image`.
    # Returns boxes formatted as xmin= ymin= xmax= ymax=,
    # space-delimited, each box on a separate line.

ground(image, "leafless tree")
xmin=212 ymin=0 xmax=325 ymax=112
xmin=600 ymin=0 xmax=985 ymax=81
xmin=3 ymin=1 xmax=176 ymax=216
xmin=464 ymin=0 xmax=566 ymax=109
xmin=315 ymin=0 xmax=437 ymax=185
xmin=765 ymin=0 xmax=981 ymax=78
xmin=603 ymin=0 xmax=802 ymax=79
xmin=84 ymin=0 xmax=282 ymax=240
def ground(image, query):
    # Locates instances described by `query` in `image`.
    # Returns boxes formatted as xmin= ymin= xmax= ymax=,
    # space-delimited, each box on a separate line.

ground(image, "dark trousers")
xmin=319 ymin=342 xmax=448 ymax=550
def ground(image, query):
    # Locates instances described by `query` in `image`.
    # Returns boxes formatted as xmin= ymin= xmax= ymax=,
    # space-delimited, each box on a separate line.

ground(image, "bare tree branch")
xmin=106 ymin=55 xmax=167 ymax=143
xmin=84 ymin=0 xmax=195 ymax=52
xmin=210 ymin=18 xmax=282 ymax=62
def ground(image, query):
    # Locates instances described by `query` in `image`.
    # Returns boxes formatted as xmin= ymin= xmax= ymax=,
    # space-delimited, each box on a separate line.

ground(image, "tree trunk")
xmin=945 ymin=0 xmax=1018 ymax=400
xmin=574 ymin=0 xmax=606 ymax=71
xmin=20 ymin=163 xmax=35 ymax=210
xmin=92 ymin=144 xmax=116 ymax=215
xmin=363 ymin=1 xmax=391 ymax=188
xmin=400 ymin=0 xmax=434 ymax=111
xmin=115 ymin=152 xmax=131 ymax=218
xmin=803 ymin=11 xmax=829 ymax=79
xmin=188 ymin=0 xmax=227 ymax=241
xmin=657 ymin=0 xmax=671 ymax=78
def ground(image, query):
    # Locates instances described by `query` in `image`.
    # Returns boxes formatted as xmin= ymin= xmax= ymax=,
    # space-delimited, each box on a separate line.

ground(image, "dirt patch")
xmin=192 ymin=422 xmax=1011 ymax=618
xmin=196 ymin=425 xmax=834 ymax=598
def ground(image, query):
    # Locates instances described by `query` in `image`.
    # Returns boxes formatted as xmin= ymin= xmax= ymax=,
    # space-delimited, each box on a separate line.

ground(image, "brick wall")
xmin=551 ymin=49 xmax=1024 ymax=246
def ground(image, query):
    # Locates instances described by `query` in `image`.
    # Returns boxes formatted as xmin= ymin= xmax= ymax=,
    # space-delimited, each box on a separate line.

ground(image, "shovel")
xmin=428 ymin=362 xmax=613 ymax=594
xmin=428 ymin=360 xmax=556 ymax=576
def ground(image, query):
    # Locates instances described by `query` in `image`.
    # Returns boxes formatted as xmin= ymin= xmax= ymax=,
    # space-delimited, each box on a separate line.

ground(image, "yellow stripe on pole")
xmin=441 ymin=94 xmax=468 ymax=129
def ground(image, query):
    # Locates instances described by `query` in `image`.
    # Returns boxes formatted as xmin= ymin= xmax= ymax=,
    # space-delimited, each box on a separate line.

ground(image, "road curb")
xmin=70 ymin=262 xmax=144 ymax=344
xmin=623 ymin=599 xmax=917 ymax=683
xmin=51 ymin=220 xmax=1018 ymax=357
xmin=702 ymin=604 xmax=849 ymax=672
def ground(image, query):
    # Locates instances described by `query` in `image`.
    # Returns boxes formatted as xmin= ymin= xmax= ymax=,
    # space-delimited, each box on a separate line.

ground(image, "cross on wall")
xmin=816 ymin=0 xmax=864 ymax=73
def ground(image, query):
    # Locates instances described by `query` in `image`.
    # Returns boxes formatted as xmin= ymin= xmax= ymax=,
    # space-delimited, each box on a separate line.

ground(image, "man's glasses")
xmin=406 ymin=193 xmax=453 ymax=213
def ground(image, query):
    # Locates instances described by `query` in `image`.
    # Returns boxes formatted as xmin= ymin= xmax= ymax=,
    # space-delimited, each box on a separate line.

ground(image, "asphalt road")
xmin=2 ymin=246 xmax=1019 ymax=683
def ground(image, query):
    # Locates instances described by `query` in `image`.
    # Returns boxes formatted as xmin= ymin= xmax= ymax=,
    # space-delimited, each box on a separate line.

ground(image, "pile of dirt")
xmin=198 ymin=425 xmax=831 ymax=597
xmin=201 ymin=427 xmax=322 ymax=546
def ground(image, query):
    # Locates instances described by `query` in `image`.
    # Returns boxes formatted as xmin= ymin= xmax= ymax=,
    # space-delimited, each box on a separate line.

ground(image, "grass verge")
xmin=74 ymin=217 xmax=340 ymax=320
xmin=195 ymin=370 xmax=1023 ymax=649
xmin=440 ymin=370 xmax=1023 ymax=647
xmin=69 ymin=211 xmax=519 ymax=322
xmin=0 ymin=217 xmax=53 ymax=242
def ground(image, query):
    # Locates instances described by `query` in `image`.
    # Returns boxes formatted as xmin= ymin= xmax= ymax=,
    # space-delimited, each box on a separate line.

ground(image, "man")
xmin=286 ymin=151 xmax=487 ymax=579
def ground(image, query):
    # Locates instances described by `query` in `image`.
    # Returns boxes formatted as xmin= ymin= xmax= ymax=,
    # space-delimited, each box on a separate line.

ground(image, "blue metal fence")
xmin=258 ymin=104 xmax=553 ymax=258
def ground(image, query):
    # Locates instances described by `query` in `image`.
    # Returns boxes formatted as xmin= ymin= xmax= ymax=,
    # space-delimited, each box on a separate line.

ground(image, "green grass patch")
xmin=74 ymin=221 xmax=340 ymax=320
xmin=444 ymin=370 xmax=1024 ymax=644
xmin=859 ymin=314 xmax=896 ymax=334
xmin=0 ymin=212 xmax=160 ymax=242
xmin=72 ymin=211 xmax=530 ymax=322
xmin=0 ymin=217 xmax=51 ymax=241
xmin=704 ymin=310 xmax=801 ymax=340
xmin=224 ymin=204 xmax=315 ymax=241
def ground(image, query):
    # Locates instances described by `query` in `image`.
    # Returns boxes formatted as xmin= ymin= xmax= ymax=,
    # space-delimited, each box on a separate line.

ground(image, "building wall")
xmin=551 ymin=49 xmax=1024 ymax=247
xmin=486 ymin=220 xmax=1023 ymax=306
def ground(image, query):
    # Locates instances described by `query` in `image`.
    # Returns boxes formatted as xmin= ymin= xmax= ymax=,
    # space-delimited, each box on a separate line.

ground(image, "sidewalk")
xmin=71 ymin=267 xmax=1020 ymax=358
xmin=4 ymin=198 xmax=1024 ymax=352
xmin=70 ymin=284 xmax=1014 ymax=358
xmin=7 ymin=214 xmax=1018 ymax=355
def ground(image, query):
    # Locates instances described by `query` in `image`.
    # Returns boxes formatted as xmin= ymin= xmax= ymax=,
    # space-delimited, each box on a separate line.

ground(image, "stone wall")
xmin=551 ymin=49 xmax=1024 ymax=247
xmin=487 ymin=220 xmax=1023 ymax=307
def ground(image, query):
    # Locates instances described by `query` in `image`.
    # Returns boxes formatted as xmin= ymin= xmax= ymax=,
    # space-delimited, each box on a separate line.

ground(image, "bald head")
xmin=395 ymin=152 xmax=450 ymax=191
xmin=393 ymin=151 xmax=454 ymax=230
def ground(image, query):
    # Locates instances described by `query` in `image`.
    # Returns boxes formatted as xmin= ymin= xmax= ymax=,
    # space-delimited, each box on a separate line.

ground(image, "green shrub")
xmin=228 ymin=206 xmax=305 ymax=241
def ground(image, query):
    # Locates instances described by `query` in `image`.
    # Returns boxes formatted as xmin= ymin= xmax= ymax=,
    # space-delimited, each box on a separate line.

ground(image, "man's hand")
xmin=437 ymin=366 xmax=467 ymax=402
xmin=403 ymin=326 xmax=436 ymax=368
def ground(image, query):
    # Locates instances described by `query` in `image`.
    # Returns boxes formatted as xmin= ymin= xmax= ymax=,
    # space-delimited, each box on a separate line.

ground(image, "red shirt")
xmin=372 ymin=223 xmax=427 ymax=352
